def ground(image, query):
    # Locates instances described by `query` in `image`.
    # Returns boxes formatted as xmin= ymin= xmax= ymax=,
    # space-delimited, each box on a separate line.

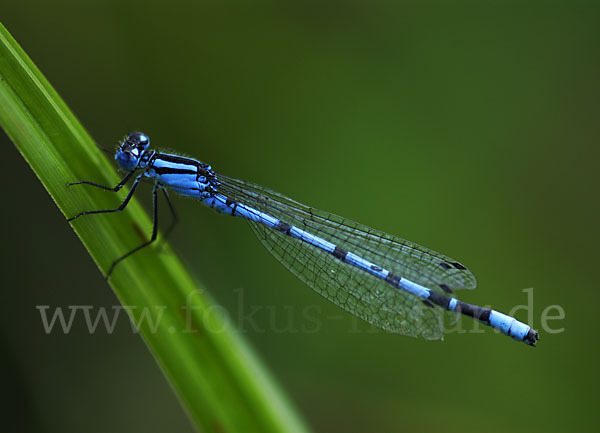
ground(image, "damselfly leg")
xmin=67 ymin=173 xmax=144 ymax=222
xmin=160 ymin=188 xmax=178 ymax=241
xmin=105 ymin=182 xmax=160 ymax=278
xmin=68 ymin=172 xmax=163 ymax=279
xmin=68 ymin=170 xmax=135 ymax=192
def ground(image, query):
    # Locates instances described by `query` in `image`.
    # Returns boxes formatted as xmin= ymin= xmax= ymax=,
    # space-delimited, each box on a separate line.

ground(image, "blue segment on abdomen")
xmin=289 ymin=226 xmax=336 ymax=253
xmin=201 ymin=194 xmax=280 ymax=228
xmin=201 ymin=195 xmax=233 ymax=213
xmin=488 ymin=310 xmax=531 ymax=341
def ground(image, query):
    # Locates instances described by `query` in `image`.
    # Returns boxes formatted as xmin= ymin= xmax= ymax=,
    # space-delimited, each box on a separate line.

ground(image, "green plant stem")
xmin=0 ymin=21 xmax=310 ymax=433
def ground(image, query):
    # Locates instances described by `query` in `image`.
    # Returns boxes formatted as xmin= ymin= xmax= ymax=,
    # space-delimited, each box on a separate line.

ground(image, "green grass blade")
xmin=0 ymin=21 xmax=310 ymax=433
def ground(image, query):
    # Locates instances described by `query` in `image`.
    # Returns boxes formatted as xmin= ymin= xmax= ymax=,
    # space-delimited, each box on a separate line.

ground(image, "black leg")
xmin=161 ymin=188 xmax=178 ymax=240
xmin=68 ymin=170 xmax=135 ymax=192
xmin=105 ymin=182 xmax=160 ymax=279
xmin=67 ymin=173 xmax=143 ymax=221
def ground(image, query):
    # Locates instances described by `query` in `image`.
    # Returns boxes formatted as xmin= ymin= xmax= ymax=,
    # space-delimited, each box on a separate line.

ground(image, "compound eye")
xmin=137 ymin=133 xmax=149 ymax=147
xmin=124 ymin=132 xmax=149 ymax=149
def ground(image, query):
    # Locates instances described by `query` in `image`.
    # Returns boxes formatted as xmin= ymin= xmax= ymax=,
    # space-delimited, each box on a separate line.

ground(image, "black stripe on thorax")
xmin=153 ymin=153 xmax=215 ymax=183
xmin=154 ymin=167 xmax=197 ymax=175
xmin=155 ymin=153 xmax=201 ymax=166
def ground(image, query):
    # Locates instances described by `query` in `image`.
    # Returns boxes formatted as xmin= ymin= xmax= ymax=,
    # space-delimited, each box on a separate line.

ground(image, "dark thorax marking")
xmin=154 ymin=153 xmax=213 ymax=182
xmin=154 ymin=166 xmax=197 ymax=175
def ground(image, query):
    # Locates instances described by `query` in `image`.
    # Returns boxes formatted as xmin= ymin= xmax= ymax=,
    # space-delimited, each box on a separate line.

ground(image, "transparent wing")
xmin=217 ymin=175 xmax=477 ymax=338
xmin=220 ymin=175 xmax=477 ymax=292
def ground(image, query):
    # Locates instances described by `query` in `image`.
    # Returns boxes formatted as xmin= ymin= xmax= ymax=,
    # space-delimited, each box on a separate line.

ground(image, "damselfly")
xmin=68 ymin=132 xmax=539 ymax=346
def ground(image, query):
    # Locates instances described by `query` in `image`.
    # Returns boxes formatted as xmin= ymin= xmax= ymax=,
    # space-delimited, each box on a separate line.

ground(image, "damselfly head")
xmin=115 ymin=132 xmax=150 ymax=170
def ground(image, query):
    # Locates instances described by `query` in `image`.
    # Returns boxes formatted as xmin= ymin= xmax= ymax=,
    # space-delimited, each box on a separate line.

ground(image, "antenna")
xmin=97 ymin=143 xmax=113 ymax=155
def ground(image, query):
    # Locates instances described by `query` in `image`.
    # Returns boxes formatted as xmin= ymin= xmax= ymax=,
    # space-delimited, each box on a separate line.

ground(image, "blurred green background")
xmin=1 ymin=1 xmax=598 ymax=432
